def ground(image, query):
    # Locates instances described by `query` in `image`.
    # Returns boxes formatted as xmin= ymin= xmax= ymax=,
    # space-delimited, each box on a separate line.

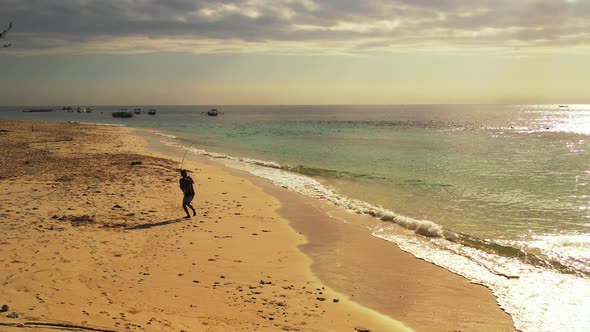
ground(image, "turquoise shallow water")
xmin=2 ymin=104 xmax=590 ymax=330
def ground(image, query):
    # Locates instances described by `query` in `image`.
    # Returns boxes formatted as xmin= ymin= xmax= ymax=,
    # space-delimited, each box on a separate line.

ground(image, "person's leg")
xmin=188 ymin=203 xmax=196 ymax=216
xmin=182 ymin=202 xmax=191 ymax=218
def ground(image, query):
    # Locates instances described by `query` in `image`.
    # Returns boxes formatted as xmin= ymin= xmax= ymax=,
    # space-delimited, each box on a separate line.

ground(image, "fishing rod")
xmin=180 ymin=139 xmax=198 ymax=170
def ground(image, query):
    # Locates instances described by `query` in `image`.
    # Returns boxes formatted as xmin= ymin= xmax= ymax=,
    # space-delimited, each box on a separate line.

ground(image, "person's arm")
xmin=186 ymin=176 xmax=194 ymax=183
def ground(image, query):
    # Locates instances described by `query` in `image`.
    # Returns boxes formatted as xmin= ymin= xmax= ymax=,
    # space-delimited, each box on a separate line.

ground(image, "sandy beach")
xmin=0 ymin=119 xmax=514 ymax=331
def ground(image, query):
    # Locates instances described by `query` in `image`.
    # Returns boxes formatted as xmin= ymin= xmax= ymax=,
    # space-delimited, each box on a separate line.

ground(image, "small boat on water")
xmin=112 ymin=111 xmax=133 ymax=118
xmin=202 ymin=108 xmax=223 ymax=116
xmin=134 ymin=108 xmax=142 ymax=114
xmin=148 ymin=109 xmax=157 ymax=115
xmin=24 ymin=109 xmax=53 ymax=112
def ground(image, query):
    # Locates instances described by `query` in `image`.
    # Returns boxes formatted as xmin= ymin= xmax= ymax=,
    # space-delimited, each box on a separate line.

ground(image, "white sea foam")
xmin=152 ymin=131 xmax=177 ymax=139
xmin=165 ymin=140 xmax=590 ymax=331
xmin=513 ymin=233 xmax=590 ymax=274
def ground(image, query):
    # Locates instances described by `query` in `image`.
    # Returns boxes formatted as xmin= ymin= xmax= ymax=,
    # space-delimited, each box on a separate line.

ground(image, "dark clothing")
xmin=180 ymin=174 xmax=197 ymax=218
xmin=180 ymin=177 xmax=195 ymax=196
xmin=183 ymin=194 xmax=194 ymax=205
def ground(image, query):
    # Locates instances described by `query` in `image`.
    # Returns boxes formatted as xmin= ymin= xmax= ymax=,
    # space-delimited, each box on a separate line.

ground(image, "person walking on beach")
xmin=179 ymin=169 xmax=196 ymax=218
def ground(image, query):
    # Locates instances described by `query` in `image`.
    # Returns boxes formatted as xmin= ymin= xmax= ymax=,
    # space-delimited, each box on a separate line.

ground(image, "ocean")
xmin=2 ymin=104 xmax=589 ymax=331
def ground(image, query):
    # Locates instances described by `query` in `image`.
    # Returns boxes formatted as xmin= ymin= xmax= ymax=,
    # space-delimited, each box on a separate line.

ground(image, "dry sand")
xmin=0 ymin=119 xmax=515 ymax=331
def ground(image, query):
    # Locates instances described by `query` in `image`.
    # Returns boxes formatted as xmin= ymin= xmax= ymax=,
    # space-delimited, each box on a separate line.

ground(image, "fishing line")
xmin=180 ymin=140 xmax=198 ymax=170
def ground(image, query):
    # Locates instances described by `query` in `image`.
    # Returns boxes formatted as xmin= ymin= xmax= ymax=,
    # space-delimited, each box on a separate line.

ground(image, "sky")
xmin=0 ymin=0 xmax=589 ymax=105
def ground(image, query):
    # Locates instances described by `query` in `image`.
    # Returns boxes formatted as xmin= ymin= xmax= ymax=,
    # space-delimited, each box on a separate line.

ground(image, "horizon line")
xmin=1 ymin=103 xmax=587 ymax=108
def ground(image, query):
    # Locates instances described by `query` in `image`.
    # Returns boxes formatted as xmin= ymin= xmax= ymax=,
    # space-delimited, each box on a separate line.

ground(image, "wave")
xmin=152 ymin=131 xmax=177 ymax=139
xmin=288 ymin=165 xmax=389 ymax=181
xmin=75 ymin=121 xmax=126 ymax=127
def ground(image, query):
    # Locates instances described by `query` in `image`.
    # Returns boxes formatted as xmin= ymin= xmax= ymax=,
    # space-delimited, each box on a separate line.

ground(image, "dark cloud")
xmin=0 ymin=0 xmax=588 ymax=54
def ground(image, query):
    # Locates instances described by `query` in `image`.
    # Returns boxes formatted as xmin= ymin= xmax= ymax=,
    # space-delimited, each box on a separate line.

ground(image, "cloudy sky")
xmin=1 ymin=0 xmax=589 ymax=105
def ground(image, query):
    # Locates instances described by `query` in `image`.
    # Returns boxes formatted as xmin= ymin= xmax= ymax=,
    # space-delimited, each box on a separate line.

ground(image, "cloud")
xmin=1 ymin=0 xmax=589 ymax=55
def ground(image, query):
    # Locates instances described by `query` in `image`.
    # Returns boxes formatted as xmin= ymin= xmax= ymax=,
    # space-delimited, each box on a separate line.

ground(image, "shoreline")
xmin=0 ymin=119 xmax=409 ymax=331
xmin=140 ymin=127 xmax=516 ymax=330
xmin=0 ymin=118 xmax=517 ymax=331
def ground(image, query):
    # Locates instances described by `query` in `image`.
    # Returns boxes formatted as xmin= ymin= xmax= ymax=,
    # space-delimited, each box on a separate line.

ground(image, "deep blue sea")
xmin=2 ymin=104 xmax=590 ymax=331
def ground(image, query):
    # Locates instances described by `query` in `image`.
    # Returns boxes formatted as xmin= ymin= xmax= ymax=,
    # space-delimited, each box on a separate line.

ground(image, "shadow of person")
xmin=126 ymin=219 xmax=182 ymax=230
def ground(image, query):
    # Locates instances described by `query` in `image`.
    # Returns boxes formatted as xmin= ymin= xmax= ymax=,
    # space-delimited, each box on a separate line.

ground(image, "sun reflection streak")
xmin=535 ymin=105 xmax=590 ymax=135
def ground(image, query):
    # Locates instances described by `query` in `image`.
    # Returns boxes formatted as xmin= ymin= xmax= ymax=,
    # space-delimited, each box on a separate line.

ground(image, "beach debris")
xmin=0 ymin=304 xmax=8 ymax=312
xmin=130 ymin=161 xmax=142 ymax=165
xmin=58 ymin=214 xmax=94 ymax=224
xmin=6 ymin=311 xmax=19 ymax=318
xmin=316 ymin=297 xmax=326 ymax=302
xmin=333 ymin=298 xmax=340 ymax=303
xmin=354 ymin=328 xmax=370 ymax=332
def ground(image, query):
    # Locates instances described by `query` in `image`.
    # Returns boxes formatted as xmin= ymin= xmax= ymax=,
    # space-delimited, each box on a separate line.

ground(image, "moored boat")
xmin=24 ymin=109 xmax=53 ymax=112
xmin=112 ymin=111 xmax=133 ymax=118
xmin=201 ymin=108 xmax=223 ymax=116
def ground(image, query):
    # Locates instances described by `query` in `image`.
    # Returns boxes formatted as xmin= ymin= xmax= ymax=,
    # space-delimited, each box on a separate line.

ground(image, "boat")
xmin=24 ymin=109 xmax=53 ymax=112
xmin=112 ymin=111 xmax=133 ymax=118
xmin=148 ymin=109 xmax=157 ymax=115
xmin=134 ymin=108 xmax=142 ymax=115
xmin=62 ymin=106 xmax=72 ymax=111
xmin=201 ymin=108 xmax=224 ymax=116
